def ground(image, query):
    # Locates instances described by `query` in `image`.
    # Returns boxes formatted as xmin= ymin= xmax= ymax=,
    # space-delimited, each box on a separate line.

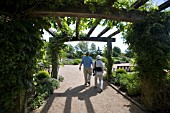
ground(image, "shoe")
xmin=84 ymin=83 xmax=87 ymax=85
xmin=98 ymin=89 xmax=103 ymax=93
xmin=87 ymin=81 xmax=90 ymax=86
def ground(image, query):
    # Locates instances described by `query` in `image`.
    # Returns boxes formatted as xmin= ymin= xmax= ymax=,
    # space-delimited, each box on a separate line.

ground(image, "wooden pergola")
xmin=28 ymin=0 xmax=170 ymax=79
xmin=28 ymin=0 xmax=170 ymax=43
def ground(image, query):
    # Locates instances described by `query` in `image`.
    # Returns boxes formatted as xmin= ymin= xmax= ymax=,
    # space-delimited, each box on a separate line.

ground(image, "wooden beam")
xmin=108 ymin=29 xmax=121 ymax=38
xmin=55 ymin=17 xmax=68 ymax=36
xmin=55 ymin=16 xmax=62 ymax=28
xmin=46 ymin=29 xmax=55 ymax=37
xmin=107 ymin=38 xmax=113 ymax=80
xmin=97 ymin=27 xmax=110 ymax=37
xmin=28 ymin=5 xmax=147 ymax=22
xmin=68 ymin=37 xmax=115 ymax=42
xmin=76 ymin=17 xmax=80 ymax=38
xmin=158 ymin=0 xmax=170 ymax=11
xmin=86 ymin=19 xmax=101 ymax=37
xmin=131 ymin=0 xmax=149 ymax=9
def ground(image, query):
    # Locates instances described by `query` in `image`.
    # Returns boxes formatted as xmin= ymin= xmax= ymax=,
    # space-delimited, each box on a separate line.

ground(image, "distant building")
xmin=113 ymin=63 xmax=133 ymax=72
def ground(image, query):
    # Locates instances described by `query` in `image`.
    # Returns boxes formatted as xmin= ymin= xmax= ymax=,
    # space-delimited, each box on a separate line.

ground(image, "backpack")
xmin=94 ymin=61 xmax=102 ymax=72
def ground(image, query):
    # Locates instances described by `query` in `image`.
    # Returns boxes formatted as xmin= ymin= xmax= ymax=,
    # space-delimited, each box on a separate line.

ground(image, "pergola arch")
xmin=27 ymin=0 xmax=170 ymax=42
xmin=0 ymin=1 xmax=170 ymax=112
xmin=27 ymin=0 xmax=170 ymax=79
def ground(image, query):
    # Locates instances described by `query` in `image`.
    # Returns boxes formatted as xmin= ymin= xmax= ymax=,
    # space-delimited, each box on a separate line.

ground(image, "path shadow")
xmin=37 ymin=81 xmax=144 ymax=113
xmin=39 ymin=80 xmax=109 ymax=113
xmin=40 ymin=84 xmax=101 ymax=113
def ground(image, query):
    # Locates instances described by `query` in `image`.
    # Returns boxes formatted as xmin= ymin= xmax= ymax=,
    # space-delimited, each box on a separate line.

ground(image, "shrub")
xmin=62 ymin=59 xmax=73 ymax=65
xmin=27 ymin=78 xmax=59 ymax=110
xmin=111 ymin=69 xmax=127 ymax=85
xmin=126 ymin=73 xmax=141 ymax=96
xmin=36 ymin=71 xmax=50 ymax=80
xmin=111 ymin=73 xmax=119 ymax=85
xmin=116 ymin=69 xmax=127 ymax=74
xmin=72 ymin=59 xmax=81 ymax=65
xmin=119 ymin=73 xmax=129 ymax=91
xmin=101 ymin=57 xmax=107 ymax=64
xmin=120 ymin=56 xmax=129 ymax=63
xmin=59 ymin=75 xmax=64 ymax=82
xmin=126 ymin=80 xmax=141 ymax=96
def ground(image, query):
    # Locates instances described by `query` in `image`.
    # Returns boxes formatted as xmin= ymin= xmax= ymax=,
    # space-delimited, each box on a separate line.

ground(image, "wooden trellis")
xmin=28 ymin=0 xmax=170 ymax=79
xmin=29 ymin=0 xmax=170 ymax=41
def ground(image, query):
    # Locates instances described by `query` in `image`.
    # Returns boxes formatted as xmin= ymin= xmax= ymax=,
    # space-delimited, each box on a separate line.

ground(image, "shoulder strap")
xmin=94 ymin=61 xmax=96 ymax=68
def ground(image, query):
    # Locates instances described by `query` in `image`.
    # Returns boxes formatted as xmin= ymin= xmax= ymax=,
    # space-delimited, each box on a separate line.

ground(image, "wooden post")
xmin=107 ymin=38 xmax=113 ymax=81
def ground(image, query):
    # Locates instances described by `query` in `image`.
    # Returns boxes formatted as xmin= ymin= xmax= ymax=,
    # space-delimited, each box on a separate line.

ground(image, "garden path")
xmin=31 ymin=65 xmax=145 ymax=113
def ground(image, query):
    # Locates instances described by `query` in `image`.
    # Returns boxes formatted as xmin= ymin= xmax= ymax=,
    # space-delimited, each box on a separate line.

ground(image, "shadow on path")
xmin=40 ymin=81 xmax=109 ymax=113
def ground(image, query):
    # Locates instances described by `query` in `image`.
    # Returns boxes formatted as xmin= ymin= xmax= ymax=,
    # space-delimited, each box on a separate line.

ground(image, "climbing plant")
xmin=124 ymin=12 xmax=170 ymax=111
xmin=1 ymin=0 xmax=170 ymax=113
xmin=48 ymin=33 xmax=70 ymax=79
xmin=0 ymin=15 xmax=50 ymax=113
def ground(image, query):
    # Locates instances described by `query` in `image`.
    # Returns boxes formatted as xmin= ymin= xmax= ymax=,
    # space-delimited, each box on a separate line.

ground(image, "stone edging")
xmin=106 ymin=81 xmax=146 ymax=112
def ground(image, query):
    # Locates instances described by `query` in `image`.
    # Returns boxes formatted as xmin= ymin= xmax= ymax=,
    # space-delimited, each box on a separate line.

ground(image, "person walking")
xmin=79 ymin=52 xmax=93 ymax=86
xmin=93 ymin=55 xmax=104 ymax=93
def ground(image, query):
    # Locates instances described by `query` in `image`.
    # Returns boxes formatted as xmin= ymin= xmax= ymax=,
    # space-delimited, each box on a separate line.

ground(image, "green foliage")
xmin=112 ymin=46 xmax=121 ymax=57
xmin=59 ymin=75 xmax=64 ymax=82
xmin=27 ymin=78 xmax=59 ymax=110
xmin=1 ymin=0 xmax=169 ymax=112
xmin=101 ymin=57 xmax=107 ymax=64
xmin=124 ymin=49 xmax=134 ymax=58
xmin=121 ymin=73 xmax=141 ymax=96
xmin=106 ymin=56 xmax=114 ymax=80
xmin=119 ymin=73 xmax=129 ymax=91
xmin=72 ymin=59 xmax=81 ymax=65
xmin=126 ymin=80 xmax=141 ymax=96
xmin=90 ymin=43 xmax=97 ymax=58
xmin=124 ymin=12 xmax=170 ymax=110
xmin=115 ymin=69 xmax=127 ymax=74
xmin=111 ymin=72 xmax=141 ymax=96
xmin=120 ymin=56 xmax=130 ymax=63
xmin=111 ymin=69 xmax=127 ymax=85
xmin=114 ymin=0 xmax=135 ymax=10
xmin=66 ymin=44 xmax=76 ymax=58
xmin=75 ymin=42 xmax=89 ymax=58
xmin=36 ymin=71 xmax=50 ymax=80
xmin=62 ymin=59 xmax=73 ymax=65
xmin=48 ymin=34 xmax=69 ymax=79
xmin=0 ymin=15 xmax=49 ymax=112
xmin=62 ymin=59 xmax=81 ymax=65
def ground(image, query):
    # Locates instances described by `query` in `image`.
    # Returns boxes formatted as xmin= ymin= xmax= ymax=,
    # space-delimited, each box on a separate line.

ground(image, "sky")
xmin=65 ymin=25 xmax=128 ymax=52
xmin=42 ymin=0 xmax=170 ymax=53
xmin=43 ymin=25 xmax=128 ymax=52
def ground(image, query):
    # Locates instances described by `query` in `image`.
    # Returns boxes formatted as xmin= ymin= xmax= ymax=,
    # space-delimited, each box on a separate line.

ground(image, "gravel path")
xmin=31 ymin=65 xmax=145 ymax=113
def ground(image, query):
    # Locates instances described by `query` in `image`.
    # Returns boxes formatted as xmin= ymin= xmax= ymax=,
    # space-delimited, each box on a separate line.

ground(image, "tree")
xmin=103 ymin=46 xmax=107 ymax=58
xmin=96 ymin=46 xmax=102 ymax=55
xmin=124 ymin=48 xmax=134 ymax=58
xmin=90 ymin=43 xmax=96 ymax=53
xmin=66 ymin=44 xmax=76 ymax=58
xmin=75 ymin=42 xmax=89 ymax=58
xmin=89 ymin=43 xmax=97 ymax=58
xmin=112 ymin=46 xmax=121 ymax=57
